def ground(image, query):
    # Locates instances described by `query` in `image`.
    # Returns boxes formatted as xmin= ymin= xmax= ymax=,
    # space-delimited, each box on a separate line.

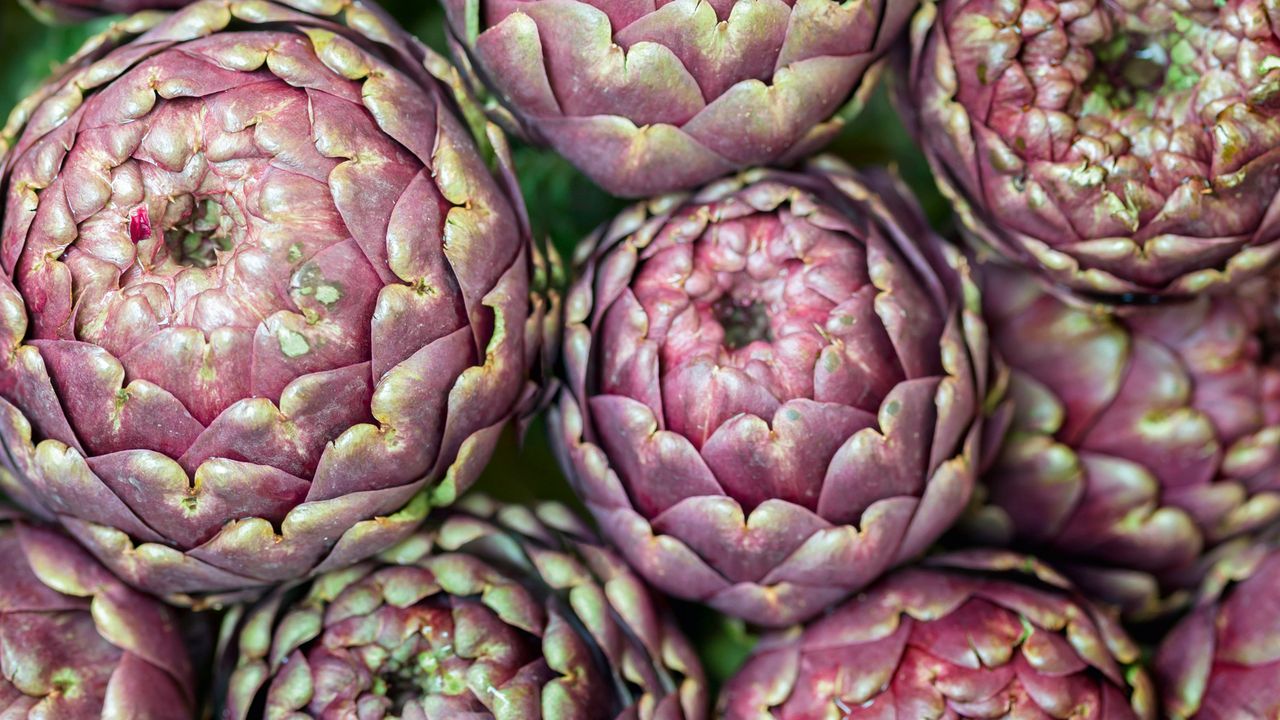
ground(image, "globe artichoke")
xmin=0 ymin=0 xmax=536 ymax=605
xmin=220 ymin=495 xmax=707 ymax=719
xmin=719 ymin=551 xmax=1156 ymax=719
xmin=906 ymin=0 xmax=1280 ymax=299
xmin=1155 ymin=541 xmax=1280 ymax=720
xmin=551 ymin=158 xmax=992 ymax=628
xmin=441 ymin=0 xmax=917 ymax=198
xmin=20 ymin=0 xmax=189 ymax=23
xmin=970 ymin=261 xmax=1280 ymax=618
xmin=0 ymin=508 xmax=195 ymax=718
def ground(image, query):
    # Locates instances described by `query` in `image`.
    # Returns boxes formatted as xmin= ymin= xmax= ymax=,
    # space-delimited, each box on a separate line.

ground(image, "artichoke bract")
xmin=1156 ymin=543 xmax=1280 ymax=720
xmin=220 ymin=496 xmax=707 ymax=720
xmin=719 ymin=551 xmax=1156 ymax=719
xmin=441 ymin=0 xmax=917 ymax=198
xmin=20 ymin=0 xmax=190 ymax=23
xmin=551 ymin=159 xmax=991 ymax=628
xmin=906 ymin=0 xmax=1280 ymax=299
xmin=972 ymin=262 xmax=1280 ymax=618
xmin=0 ymin=510 xmax=195 ymax=718
xmin=0 ymin=1 xmax=535 ymax=604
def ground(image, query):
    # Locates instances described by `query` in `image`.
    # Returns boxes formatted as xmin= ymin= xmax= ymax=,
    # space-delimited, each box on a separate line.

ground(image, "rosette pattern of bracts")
xmin=219 ymin=496 xmax=707 ymax=720
xmin=0 ymin=508 xmax=195 ymax=718
xmin=1155 ymin=542 xmax=1280 ymax=720
xmin=971 ymin=262 xmax=1280 ymax=618
xmin=906 ymin=0 xmax=1280 ymax=299
xmin=0 ymin=0 xmax=537 ymax=605
xmin=552 ymin=158 xmax=992 ymax=628
xmin=442 ymin=0 xmax=917 ymax=198
xmin=720 ymin=551 xmax=1156 ymax=719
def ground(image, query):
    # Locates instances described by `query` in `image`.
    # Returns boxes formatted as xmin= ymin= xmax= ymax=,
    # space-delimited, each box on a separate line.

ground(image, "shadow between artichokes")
xmin=550 ymin=157 xmax=994 ymax=628
xmin=217 ymin=495 xmax=707 ymax=720
xmin=0 ymin=0 xmax=542 ymax=607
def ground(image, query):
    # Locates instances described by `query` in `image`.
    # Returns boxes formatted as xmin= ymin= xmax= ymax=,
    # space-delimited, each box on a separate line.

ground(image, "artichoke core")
xmin=1086 ymin=33 xmax=1182 ymax=109
xmin=713 ymin=297 xmax=773 ymax=350
xmin=163 ymin=199 xmax=233 ymax=270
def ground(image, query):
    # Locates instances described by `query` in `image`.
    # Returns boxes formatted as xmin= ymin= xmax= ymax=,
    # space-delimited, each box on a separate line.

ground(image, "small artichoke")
xmin=20 ymin=0 xmax=190 ymax=23
xmin=0 ymin=509 xmax=195 ymax=718
xmin=551 ymin=159 xmax=992 ymax=628
xmin=906 ymin=0 xmax=1280 ymax=299
xmin=719 ymin=551 xmax=1156 ymax=719
xmin=442 ymin=0 xmax=917 ymax=197
xmin=220 ymin=496 xmax=707 ymax=720
xmin=972 ymin=262 xmax=1280 ymax=618
xmin=0 ymin=1 xmax=536 ymax=604
xmin=1155 ymin=542 xmax=1280 ymax=720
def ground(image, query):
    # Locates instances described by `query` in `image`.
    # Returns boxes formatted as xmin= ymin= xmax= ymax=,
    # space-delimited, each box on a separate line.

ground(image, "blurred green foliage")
xmin=0 ymin=0 xmax=949 ymax=693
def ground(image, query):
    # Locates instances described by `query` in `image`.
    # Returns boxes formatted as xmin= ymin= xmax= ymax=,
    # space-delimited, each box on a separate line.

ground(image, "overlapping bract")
xmin=220 ymin=496 xmax=707 ymax=719
xmin=0 ymin=0 xmax=536 ymax=604
xmin=20 ymin=0 xmax=189 ymax=23
xmin=442 ymin=0 xmax=916 ymax=197
xmin=906 ymin=0 xmax=1280 ymax=299
xmin=971 ymin=263 xmax=1280 ymax=618
xmin=720 ymin=551 xmax=1156 ymax=719
xmin=552 ymin=158 xmax=991 ymax=628
xmin=1156 ymin=543 xmax=1280 ymax=719
xmin=0 ymin=510 xmax=195 ymax=718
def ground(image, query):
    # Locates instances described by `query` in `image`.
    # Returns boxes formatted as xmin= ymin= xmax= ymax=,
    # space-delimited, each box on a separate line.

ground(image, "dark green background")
xmin=0 ymin=0 xmax=949 ymax=689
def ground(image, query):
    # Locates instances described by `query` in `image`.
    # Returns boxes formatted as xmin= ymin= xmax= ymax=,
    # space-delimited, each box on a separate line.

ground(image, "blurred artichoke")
xmin=720 ymin=551 xmax=1156 ymax=719
xmin=0 ymin=0 xmax=536 ymax=605
xmin=442 ymin=0 xmax=917 ymax=198
xmin=971 ymin=262 xmax=1280 ymax=618
xmin=551 ymin=158 xmax=992 ymax=628
xmin=906 ymin=0 xmax=1280 ymax=299
xmin=220 ymin=495 xmax=707 ymax=719
xmin=20 ymin=0 xmax=189 ymax=23
xmin=0 ymin=509 xmax=195 ymax=718
xmin=1156 ymin=542 xmax=1280 ymax=720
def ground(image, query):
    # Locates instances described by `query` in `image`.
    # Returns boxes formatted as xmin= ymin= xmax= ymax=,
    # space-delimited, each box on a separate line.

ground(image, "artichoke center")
xmin=163 ymin=198 xmax=234 ymax=269
xmin=1085 ymin=32 xmax=1193 ymax=110
xmin=714 ymin=297 xmax=773 ymax=349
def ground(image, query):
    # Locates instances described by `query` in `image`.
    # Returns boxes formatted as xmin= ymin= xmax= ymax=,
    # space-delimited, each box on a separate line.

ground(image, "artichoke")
xmin=0 ymin=1 xmax=536 ymax=604
xmin=0 ymin=508 xmax=195 ymax=718
xmin=971 ymin=262 xmax=1280 ymax=618
xmin=442 ymin=0 xmax=917 ymax=198
xmin=20 ymin=0 xmax=190 ymax=23
xmin=905 ymin=0 xmax=1280 ymax=299
xmin=220 ymin=495 xmax=707 ymax=719
xmin=719 ymin=551 xmax=1156 ymax=719
xmin=551 ymin=158 xmax=992 ymax=628
xmin=1155 ymin=542 xmax=1280 ymax=720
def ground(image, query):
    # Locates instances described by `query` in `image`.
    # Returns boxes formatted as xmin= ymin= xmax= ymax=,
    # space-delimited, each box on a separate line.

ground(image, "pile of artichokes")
xmin=0 ymin=0 xmax=1275 ymax=717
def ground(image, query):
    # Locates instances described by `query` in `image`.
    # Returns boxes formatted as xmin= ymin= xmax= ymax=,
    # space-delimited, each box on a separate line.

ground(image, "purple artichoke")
xmin=0 ymin=1 xmax=537 ymax=605
xmin=906 ymin=0 xmax=1280 ymax=299
xmin=720 ymin=551 xmax=1156 ymax=719
xmin=20 ymin=0 xmax=190 ymax=23
xmin=442 ymin=0 xmax=917 ymax=198
xmin=220 ymin=496 xmax=707 ymax=719
xmin=0 ymin=509 xmax=195 ymax=718
xmin=971 ymin=262 xmax=1280 ymax=618
xmin=1155 ymin=542 xmax=1280 ymax=719
xmin=551 ymin=158 xmax=992 ymax=628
